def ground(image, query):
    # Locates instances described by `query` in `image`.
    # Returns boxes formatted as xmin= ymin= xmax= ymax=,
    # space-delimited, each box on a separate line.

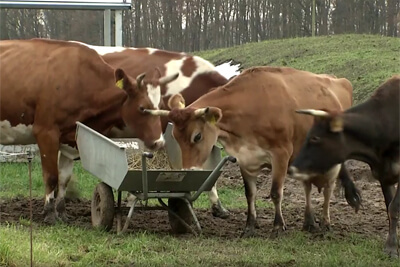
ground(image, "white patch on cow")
xmin=208 ymin=186 xmax=220 ymax=205
xmin=189 ymin=166 xmax=203 ymax=170
xmin=0 ymin=120 xmax=35 ymax=145
xmin=146 ymin=84 xmax=161 ymax=109
xmin=69 ymin=41 xmax=129 ymax=55
xmin=214 ymin=60 xmax=241 ymax=80
xmin=325 ymin=164 xmax=341 ymax=180
xmin=289 ymin=167 xmax=310 ymax=182
xmin=221 ymin=140 xmax=272 ymax=170
xmin=46 ymin=190 xmax=55 ymax=203
xmin=59 ymin=144 xmax=80 ymax=160
xmin=69 ymin=41 xmax=161 ymax=57
xmin=147 ymin=48 xmax=158 ymax=55
xmin=289 ymin=164 xmax=341 ymax=182
xmin=57 ymin=151 xmax=74 ymax=200
xmin=163 ymin=56 xmax=216 ymax=96
xmin=152 ymin=133 xmax=165 ymax=150
xmin=392 ymin=162 xmax=400 ymax=175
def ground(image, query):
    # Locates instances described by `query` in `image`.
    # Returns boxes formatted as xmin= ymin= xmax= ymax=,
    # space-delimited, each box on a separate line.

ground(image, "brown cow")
xmin=145 ymin=66 xmax=359 ymax=237
xmin=0 ymin=38 xmax=168 ymax=224
xmin=68 ymin=41 xmax=237 ymax=218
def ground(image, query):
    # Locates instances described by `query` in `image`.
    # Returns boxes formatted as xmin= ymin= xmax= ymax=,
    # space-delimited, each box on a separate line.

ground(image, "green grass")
xmin=0 ymin=223 xmax=397 ymax=267
xmin=1 ymin=161 xmax=399 ymax=266
xmin=194 ymin=34 xmax=400 ymax=104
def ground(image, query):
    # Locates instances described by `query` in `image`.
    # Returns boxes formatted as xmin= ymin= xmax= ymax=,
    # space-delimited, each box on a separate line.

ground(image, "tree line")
xmin=0 ymin=0 xmax=399 ymax=52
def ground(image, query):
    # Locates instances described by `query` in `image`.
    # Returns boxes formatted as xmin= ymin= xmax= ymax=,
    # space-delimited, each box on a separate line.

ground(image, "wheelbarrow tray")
xmin=75 ymin=122 xmax=224 ymax=193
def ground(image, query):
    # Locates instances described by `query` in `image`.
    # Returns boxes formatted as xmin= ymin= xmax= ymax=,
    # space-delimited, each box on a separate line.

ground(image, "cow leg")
xmin=381 ymin=183 xmax=395 ymax=210
xmin=209 ymin=183 xmax=229 ymax=219
xmin=320 ymin=179 xmax=336 ymax=231
xmin=302 ymin=181 xmax=318 ymax=232
xmin=240 ymin=167 xmax=258 ymax=238
xmin=384 ymin=181 xmax=400 ymax=258
xmin=270 ymin=147 xmax=291 ymax=238
xmin=56 ymin=151 xmax=74 ymax=222
xmin=34 ymin=129 xmax=60 ymax=224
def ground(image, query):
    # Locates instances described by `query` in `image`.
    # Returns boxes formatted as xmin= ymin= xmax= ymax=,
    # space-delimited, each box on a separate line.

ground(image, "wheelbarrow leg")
xmin=158 ymin=198 xmax=198 ymax=236
xmin=120 ymin=197 xmax=139 ymax=234
xmin=183 ymin=198 xmax=202 ymax=234
xmin=116 ymin=191 xmax=122 ymax=233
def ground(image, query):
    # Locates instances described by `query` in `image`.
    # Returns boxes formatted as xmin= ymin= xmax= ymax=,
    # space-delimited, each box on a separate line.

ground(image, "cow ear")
xmin=152 ymin=67 xmax=162 ymax=80
xmin=329 ymin=116 xmax=344 ymax=132
xmin=168 ymin=94 xmax=186 ymax=109
xmin=115 ymin=68 xmax=135 ymax=96
xmin=205 ymin=107 xmax=222 ymax=125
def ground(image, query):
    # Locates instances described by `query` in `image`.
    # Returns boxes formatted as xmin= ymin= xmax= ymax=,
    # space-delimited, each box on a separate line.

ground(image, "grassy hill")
xmin=194 ymin=34 xmax=399 ymax=104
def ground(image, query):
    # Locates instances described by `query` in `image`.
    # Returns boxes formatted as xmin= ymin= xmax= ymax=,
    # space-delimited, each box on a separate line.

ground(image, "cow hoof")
xmin=319 ymin=222 xmax=331 ymax=232
xmin=57 ymin=212 xmax=71 ymax=223
xmin=43 ymin=213 xmax=57 ymax=225
xmin=241 ymin=228 xmax=256 ymax=238
xmin=384 ymin=246 xmax=399 ymax=258
xmin=270 ymin=225 xmax=286 ymax=239
xmin=303 ymin=223 xmax=319 ymax=233
xmin=211 ymin=201 xmax=230 ymax=219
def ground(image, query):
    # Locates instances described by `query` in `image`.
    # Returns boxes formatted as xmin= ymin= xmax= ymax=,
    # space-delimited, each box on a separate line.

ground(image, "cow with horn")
xmin=67 ymin=41 xmax=239 ymax=219
xmin=289 ymin=75 xmax=400 ymax=258
xmin=143 ymin=66 xmax=362 ymax=237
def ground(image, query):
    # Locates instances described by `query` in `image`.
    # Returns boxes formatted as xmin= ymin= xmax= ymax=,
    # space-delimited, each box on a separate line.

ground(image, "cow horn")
xmin=136 ymin=72 xmax=146 ymax=88
xmin=194 ymin=107 xmax=209 ymax=117
xmin=143 ymin=109 xmax=170 ymax=116
xmin=159 ymin=72 xmax=179 ymax=85
xmin=295 ymin=109 xmax=330 ymax=117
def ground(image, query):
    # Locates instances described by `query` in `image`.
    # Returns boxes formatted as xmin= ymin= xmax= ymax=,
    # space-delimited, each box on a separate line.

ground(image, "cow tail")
xmin=338 ymin=163 xmax=362 ymax=213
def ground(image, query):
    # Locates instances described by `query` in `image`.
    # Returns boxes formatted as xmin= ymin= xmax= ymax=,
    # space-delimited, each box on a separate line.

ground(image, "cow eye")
xmin=310 ymin=136 xmax=320 ymax=143
xmin=193 ymin=133 xmax=202 ymax=143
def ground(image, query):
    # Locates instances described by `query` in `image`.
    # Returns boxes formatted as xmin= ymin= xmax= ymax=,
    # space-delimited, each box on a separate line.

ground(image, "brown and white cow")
xmin=68 ymin=41 xmax=239 ymax=218
xmin=145 ymin=66 xmax=361 ymax=237
xmin=0 ymin=38 xmax=169 ymax=224
xmin=289 ymin=75 xmax=400 ymax=257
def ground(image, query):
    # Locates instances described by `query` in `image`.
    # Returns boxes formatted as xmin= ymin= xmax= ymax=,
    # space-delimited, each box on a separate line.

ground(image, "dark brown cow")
xmin=69 ymin=41 xmax=236 ymax=218
xmin=0 ymin=38 xmax=166 ymax=224
xmin=145 ymin=66 xmax=360 ymax=237
xmin=289 ymin=75 xmax=400 ymax=257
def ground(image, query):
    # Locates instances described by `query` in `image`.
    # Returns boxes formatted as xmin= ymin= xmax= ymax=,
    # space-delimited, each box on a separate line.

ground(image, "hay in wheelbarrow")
xmin=126 ymin=148 xmax=173 ymax=170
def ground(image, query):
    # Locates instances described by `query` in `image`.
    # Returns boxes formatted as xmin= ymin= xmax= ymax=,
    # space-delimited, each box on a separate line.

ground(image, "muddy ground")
xmin=0 ymin=160 xmax=392 ymax=240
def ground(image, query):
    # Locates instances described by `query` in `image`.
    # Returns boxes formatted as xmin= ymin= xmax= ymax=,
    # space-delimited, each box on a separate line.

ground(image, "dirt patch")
xmin=0 ymin=160 xmax=390 ymax=240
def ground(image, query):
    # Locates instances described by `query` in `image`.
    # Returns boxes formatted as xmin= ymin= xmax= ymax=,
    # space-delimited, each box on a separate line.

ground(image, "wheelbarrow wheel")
xmin=91 ymin=182 xmax=115 ymax=231
xmin=168 ymin=198 xmax=193 ymax=234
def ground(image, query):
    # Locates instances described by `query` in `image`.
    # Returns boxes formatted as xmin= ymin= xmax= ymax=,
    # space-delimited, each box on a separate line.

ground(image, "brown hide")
xmin=168 ymin=66 xmax=353 ymax=169
xmin=163 ymin=65 xmax=353 ymax=236
xmin=0 ymin=39 xmax=164 ymax=222
xmin=100 ymin=48 xmax=228 ymax=131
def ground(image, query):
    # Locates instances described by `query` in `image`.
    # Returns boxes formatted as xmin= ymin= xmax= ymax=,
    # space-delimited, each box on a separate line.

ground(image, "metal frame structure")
xmin=0 ymin=0 xmax=132 ymax=46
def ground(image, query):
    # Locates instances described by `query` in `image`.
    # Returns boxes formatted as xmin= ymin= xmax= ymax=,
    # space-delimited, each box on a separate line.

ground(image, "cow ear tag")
xmin=116 ymin=79 xmax=124 ymax=89
xmin=178 ymin=101 xmax=185 ymax=109
xmin=209 ymin=115 xmax=216 ymax=125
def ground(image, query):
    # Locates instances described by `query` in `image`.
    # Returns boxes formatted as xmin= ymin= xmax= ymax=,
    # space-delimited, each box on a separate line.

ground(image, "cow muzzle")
xmin=146 ymin=134 xmax=165 ymax=151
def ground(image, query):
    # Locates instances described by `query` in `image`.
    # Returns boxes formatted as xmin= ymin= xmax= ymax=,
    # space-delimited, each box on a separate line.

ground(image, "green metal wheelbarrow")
xmin=75 ymin=121 xmax=236 ymax=236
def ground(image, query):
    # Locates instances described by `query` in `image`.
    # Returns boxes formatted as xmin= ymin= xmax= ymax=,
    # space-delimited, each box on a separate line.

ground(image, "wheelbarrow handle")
xmin=142 ymin=152 xmax=153 ymax=159
xmin=189 ymin=155 xmax=235 ymax=202
xmin=228 ymin=156 xmax=237 ymax=163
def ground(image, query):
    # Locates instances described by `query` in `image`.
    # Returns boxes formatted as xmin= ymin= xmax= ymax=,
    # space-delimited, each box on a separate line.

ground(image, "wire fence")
xmin=0 ymin=145 xmax=39 ymax=163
